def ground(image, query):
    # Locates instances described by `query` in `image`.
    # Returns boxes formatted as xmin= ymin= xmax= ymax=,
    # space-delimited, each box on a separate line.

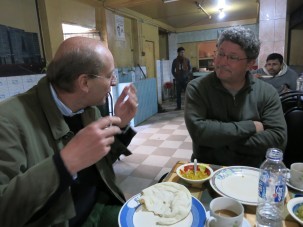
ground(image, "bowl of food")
xmin=287 ymin=197 xmax=303 ymax=225
xmin=176 ymin=162 xmax=213 ymax=184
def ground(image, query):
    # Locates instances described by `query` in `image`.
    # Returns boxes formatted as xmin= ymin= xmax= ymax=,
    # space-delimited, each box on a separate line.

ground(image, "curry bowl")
xmin=287 ymin=197 xmax=303 ymax=225
xmin=176 ymin=163 xmax=213 ymax=184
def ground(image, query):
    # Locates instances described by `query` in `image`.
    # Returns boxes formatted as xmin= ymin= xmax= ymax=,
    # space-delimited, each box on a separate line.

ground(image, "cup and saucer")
xmin=287 ymin=180 xmax=303 ymax=192
xmin=287 ymin=163 xmax=303 ymax=192
xmin=205 ymin=211 xmax=251 ymax=227
xmin=204 ymin=197 xmax=251 ymax=227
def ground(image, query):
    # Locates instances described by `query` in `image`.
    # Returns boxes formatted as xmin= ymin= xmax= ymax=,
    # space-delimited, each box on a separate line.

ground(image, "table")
xmin=163 ymin=161 xmax=300 ymax=227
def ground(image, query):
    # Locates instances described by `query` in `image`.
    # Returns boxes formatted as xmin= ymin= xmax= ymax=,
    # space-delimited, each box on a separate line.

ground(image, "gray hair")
xmin=217 ymin=26 xmax=260 ymax=60
xmin=46 ymin=47 xmax=104 ymax=92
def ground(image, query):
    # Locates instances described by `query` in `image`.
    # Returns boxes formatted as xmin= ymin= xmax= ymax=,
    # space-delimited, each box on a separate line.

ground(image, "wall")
xmin=198 ymin=41 xmax=216 ymax=58
xmin=140 ymin=22 xmax=160 ymax=78
xmin=0 ymin=0 xmax=43 ymax=61
xmin=37 ymin=0 xmax=96 ymax=61
xmin=105 ymin=10 xmax=134 ymax=67
xmin=0 ymin=74 xmax=45 ymax=101
xmin=289 ymin=29 xmax=303 ymax=73
xmin=0 ymin=0 xmax=40 ymax=37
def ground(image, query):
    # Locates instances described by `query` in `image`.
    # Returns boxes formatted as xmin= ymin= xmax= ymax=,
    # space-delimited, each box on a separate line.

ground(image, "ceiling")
xmin=103 ymin=0 xmax=303 ymax=31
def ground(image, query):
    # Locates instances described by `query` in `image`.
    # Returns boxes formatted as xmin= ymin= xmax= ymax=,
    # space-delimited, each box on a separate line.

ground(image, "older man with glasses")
xmin=184 ymin=26 xmax=287 ymax=168
xmin=0 ymin=37 xmax=138 ymax=226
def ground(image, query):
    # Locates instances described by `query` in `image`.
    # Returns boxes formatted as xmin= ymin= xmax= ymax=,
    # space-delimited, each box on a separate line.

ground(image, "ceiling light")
xmin=218 ymin=8 xmax=225 ymax=19
xmin=163 ymin=0 xmax=179 ymax=3
xmin=218 ymin=0 xmax=226 ymax=9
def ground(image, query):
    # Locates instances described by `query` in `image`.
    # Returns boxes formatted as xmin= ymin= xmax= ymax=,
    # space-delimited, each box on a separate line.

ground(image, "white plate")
xmin=210 ymin=166 xmax=288 ymax=206
xmin=287 ymin=197 xmax=303 ymax=225
xmin=210 ymin=166 xmax=260 ymax=206
xmin=118 ymin=193 xmax=206 ymax=227
xmin=205 ymin=211 xmax=251 ymax=227
xmin=287 ymin=180 xmax=303 ymax=192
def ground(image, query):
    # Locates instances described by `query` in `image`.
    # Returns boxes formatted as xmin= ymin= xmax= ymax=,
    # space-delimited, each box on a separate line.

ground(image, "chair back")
xmin=280 ymin=90 xmax=303 ymax=113
xmin=282 ymin=92 xmax=303 ymax=167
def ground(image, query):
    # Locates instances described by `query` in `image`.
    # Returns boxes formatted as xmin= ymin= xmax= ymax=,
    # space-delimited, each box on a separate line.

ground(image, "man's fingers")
xmin=96 ymin=116 xmax=121 ymax=129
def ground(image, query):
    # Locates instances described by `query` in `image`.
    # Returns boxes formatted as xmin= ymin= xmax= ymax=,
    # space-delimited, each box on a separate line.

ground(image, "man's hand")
xmin=253 ymin=73 xmax=261 ymax=78
xmin=60 ymin=116 xmax=122 ymax=175
xmin=253 ymin=121 xmax=264 ymax=133
xmin=114 ymin=84 xmax=138 ymax=128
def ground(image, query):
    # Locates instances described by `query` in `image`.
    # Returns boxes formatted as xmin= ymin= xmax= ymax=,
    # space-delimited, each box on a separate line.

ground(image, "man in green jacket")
xmin=185 ymin=26 xmax=287 ymax=167
xmin=0 ymin=37 xmax=138 ymax=226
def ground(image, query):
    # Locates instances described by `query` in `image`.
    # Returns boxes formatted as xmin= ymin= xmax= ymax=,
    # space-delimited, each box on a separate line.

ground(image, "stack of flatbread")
xmin=139 ymin=182 xmax=192 ymax=225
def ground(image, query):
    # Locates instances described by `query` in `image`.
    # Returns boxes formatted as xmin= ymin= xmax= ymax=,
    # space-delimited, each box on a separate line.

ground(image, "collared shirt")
xmin=49 ymin=84 xmax=84 ymax=117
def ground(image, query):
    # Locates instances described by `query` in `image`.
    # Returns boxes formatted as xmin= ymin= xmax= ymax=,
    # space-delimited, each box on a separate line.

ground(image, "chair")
xmin=281 ymin=92 xmax=303 ymax=168
xmin=163 ymin=81 xmax=174 ymax=100
xmin=280 ymin=90 xmax=303 ymax=113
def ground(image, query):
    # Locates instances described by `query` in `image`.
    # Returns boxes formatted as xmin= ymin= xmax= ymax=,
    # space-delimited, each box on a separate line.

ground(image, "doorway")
xmin=144 ymin=40 xmax=155 ymax=78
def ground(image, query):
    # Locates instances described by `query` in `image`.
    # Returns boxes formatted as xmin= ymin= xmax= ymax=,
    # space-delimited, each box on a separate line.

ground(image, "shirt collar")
xmin=50 ymin=84 xmax=84 ymax=117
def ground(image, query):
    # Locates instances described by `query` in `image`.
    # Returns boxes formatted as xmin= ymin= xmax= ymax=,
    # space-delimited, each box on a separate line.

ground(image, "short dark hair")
xmin=177 ymin=47 xmax=185 ymax=53
xmin=266 ymin=53 xmax=283 ymax=64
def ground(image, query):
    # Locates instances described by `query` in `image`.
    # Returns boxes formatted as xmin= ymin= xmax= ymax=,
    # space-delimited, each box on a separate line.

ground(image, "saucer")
xmin=205 ymin=211 xmax=251 ymax=227
xmin=287 ymin=180 xmax=303 ymax=192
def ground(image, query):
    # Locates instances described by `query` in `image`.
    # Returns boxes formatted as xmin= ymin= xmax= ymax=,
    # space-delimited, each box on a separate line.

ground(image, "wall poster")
xmin=115 ymin=15 xmax=125 ymax=41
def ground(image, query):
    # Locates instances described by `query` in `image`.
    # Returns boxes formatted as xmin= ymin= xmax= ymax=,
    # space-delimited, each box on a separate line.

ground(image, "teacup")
xmin=206 ymin=197 xmax=244 ymax=227
xmin=290 ymin=163 xmax=303 ymax=189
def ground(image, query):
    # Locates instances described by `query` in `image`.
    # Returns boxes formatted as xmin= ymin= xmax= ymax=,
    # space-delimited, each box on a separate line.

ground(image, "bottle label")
xmin=258 ymin=179 xmax=267 ymax=199
xmin=274 ymin=185 xmax=285 ymax=202
xmin=258 ymin=171 xmax=269 ymax=199
xmin=258 ymin=170 xmax=286 ymax=202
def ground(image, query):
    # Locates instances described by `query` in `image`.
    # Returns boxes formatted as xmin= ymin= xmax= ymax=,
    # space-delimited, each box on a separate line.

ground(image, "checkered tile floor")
xmin=113 ymin=95 xmax=192 ymax=200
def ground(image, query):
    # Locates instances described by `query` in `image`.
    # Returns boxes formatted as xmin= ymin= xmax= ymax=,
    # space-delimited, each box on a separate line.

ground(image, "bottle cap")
xmin=266 ymin=148 xmax=283 ymax=161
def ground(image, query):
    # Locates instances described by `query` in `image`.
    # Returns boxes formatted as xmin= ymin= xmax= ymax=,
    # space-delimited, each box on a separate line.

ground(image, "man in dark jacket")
xmin=171 ymin=47 xmax=191 ymax=110
xmin=185 ymin=27 xmax=287 ymax=167
xmin=0 ymin=37 xmax=138 ymax=227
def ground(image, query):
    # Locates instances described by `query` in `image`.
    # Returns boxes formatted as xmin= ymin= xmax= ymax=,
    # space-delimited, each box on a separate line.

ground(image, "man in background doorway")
xmin=251 ymin=53 xmax=298 ymax=94
xmin=171 ymin=47 xmax=191 ymax=110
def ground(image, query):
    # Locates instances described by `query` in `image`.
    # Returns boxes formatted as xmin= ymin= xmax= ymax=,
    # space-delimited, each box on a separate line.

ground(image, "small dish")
xmin=176 ymin=163 xmax=213 ymax=184
xmin=287 ymin=197 xmax=303 ymax=225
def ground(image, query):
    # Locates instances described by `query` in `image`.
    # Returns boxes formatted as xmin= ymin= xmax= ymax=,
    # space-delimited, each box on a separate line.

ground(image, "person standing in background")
xmin=251 ymin=53 xmax=298 ymax=94
xmin=171 ymin=47 xmax=191 ymax=110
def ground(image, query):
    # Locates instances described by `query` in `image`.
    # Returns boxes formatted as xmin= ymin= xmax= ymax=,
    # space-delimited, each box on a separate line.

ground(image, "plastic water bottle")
xmin=296 ymin=73 xmax=303 ymax=91
xmin=256 ymin=148 xmax=287 ymax=227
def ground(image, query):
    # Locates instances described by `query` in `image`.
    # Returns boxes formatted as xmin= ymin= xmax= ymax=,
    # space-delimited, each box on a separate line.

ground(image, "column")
xmin=258 ymin=0 xmax=287 ymax=67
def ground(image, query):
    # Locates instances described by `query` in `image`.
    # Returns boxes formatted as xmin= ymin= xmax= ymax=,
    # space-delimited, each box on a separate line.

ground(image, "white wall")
xmin=0 ymin=74 xmax=45 ymax=102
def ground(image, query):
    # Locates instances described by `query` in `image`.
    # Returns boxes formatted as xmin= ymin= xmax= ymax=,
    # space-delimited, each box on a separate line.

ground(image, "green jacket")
xmin=0 ymin=77 xmax=134 ymax=227
xmin=185 ymin=72 xmax=287 ymax=167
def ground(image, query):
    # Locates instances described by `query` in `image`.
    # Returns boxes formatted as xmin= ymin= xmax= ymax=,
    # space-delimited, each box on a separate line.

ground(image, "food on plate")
xmin=139 ymin=182 xmax=192 ymax=225
xmin=180 ymin=164 xmax=210 ymax=180
xmin=295 ymin=203 xmax=303 ymax=220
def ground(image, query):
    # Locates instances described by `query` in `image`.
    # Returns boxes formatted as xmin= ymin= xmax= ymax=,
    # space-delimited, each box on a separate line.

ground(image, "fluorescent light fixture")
xmin=163 ymin=0 xmax=179 ymax=3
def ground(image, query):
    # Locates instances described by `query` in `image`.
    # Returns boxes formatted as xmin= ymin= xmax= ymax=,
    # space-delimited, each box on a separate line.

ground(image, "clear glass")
xmin=296 ymin=74 xmax=303 ymax=91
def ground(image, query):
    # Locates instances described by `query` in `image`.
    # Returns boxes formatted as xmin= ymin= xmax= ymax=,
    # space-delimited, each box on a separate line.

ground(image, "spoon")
xmin=194 ymin=158 xmax=197 ymax=175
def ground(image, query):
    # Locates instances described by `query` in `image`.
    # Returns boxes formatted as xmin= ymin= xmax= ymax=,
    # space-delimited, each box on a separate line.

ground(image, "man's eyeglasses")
xmin=215 ymin=51 xmax=249 ymax=63
xmin=87 ymin=72 xmax=117 ymax=81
